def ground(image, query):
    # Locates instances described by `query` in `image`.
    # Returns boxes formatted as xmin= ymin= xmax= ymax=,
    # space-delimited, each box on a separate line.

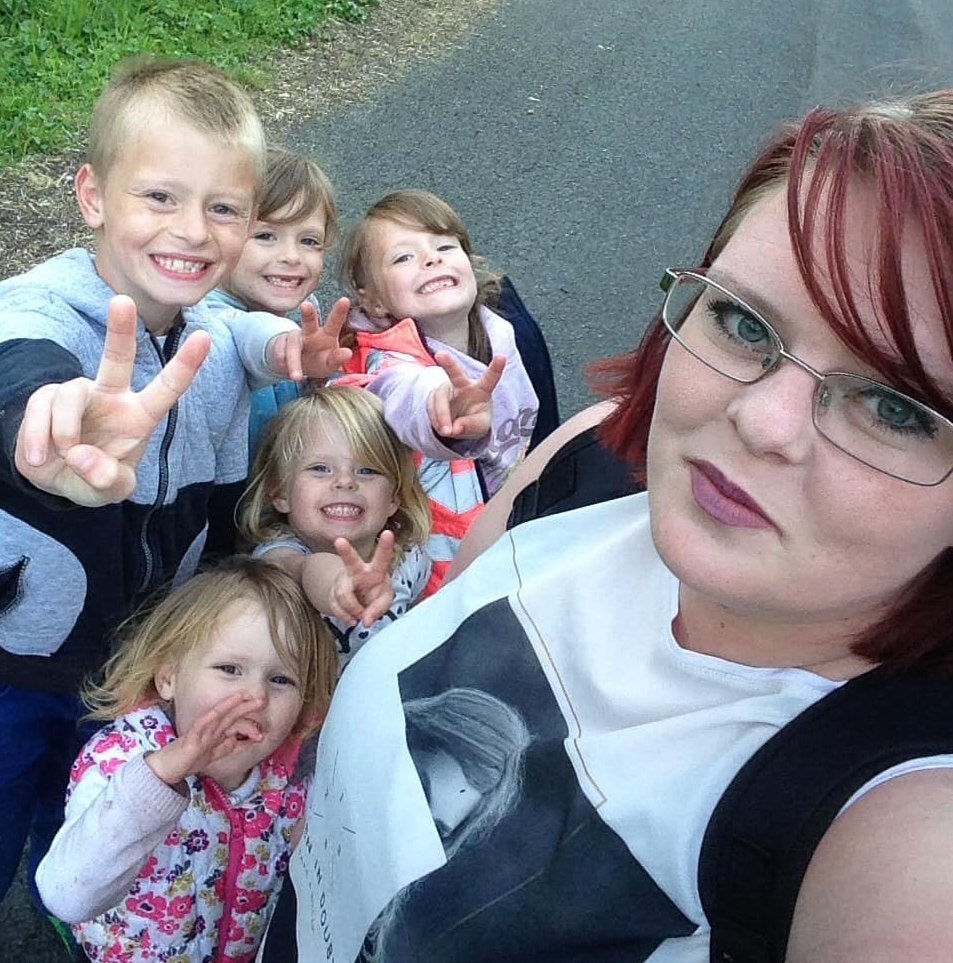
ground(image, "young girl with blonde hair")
xmin=334 ymin=190 xmax=539 ymax=592
xmin=36 ymin=556 xmax=337 ymax=963
xmin=241 ymin=386 xmax=432 ymax=669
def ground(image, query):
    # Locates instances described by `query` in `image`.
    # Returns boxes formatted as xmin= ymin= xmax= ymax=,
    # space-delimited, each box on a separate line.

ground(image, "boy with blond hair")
xmin=0 ymin=56 xmax=349 ymax=910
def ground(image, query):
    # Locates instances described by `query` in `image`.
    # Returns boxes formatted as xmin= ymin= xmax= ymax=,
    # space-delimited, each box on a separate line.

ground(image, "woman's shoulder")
xmin=786 ymin=767 xmax=953 ymax=961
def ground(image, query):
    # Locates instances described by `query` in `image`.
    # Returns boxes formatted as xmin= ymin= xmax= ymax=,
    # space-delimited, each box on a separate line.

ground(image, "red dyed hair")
xmin=591 ymin=91 xmax=953 ymax=673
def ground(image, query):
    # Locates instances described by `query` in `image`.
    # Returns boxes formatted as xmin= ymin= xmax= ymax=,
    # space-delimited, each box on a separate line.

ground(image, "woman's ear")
xmin=154 ymin=662 xmax=177 ymax=702
xmin=74 ymin=163 xmax=105 ymax=230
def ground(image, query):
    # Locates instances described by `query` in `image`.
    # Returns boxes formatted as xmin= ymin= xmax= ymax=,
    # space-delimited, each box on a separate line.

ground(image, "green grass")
xmin=0 ymin=0 xmax=377 ymax=165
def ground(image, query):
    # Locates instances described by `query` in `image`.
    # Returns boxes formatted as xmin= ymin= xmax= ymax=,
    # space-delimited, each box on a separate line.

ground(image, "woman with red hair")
xmin=280 ymin=91 xmax=953 ymax=963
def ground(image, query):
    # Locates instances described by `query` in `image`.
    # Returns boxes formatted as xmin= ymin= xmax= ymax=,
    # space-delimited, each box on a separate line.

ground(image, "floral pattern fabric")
xmin=63 ymin=707 xmax=308 ymax=963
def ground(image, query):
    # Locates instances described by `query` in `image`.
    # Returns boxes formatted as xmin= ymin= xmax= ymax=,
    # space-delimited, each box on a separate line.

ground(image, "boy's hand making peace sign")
xmin=14 ymin=295 xmax=209 ymax=508
xmin=265 ymin=297 xmax=353 ymax=382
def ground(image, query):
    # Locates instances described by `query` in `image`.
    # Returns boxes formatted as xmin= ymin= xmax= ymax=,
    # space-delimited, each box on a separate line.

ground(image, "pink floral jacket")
xmin=35 ymin=706 xmax=309 ymax=963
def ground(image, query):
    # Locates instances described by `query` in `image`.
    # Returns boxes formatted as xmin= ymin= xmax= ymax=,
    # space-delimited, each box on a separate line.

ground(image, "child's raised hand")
xmin=427 ymin=352 xmax=507 ymax=440
xmin=327 ymin=531 xmax=397 ymax=627
xmin=14 ymin=295 xmax=210 ymax=507
xmin=266 ymin=297 xmax=353 ymax=381
xmin=145 ymin=692 xmax=264 ymax=791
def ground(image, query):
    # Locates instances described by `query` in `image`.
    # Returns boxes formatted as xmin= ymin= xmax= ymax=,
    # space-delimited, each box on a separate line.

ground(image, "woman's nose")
xmin=725 ymin=363 xmax=818 ymax=464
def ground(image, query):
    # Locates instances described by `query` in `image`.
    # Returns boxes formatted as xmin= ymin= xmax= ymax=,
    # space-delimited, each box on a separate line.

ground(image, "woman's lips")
xmin=689 ymin=460 xmax=775 ymax=530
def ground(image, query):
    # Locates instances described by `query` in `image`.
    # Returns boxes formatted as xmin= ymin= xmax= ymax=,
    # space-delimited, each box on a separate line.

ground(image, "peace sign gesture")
xmin=301 ymin=531 xmax=397 ymax=628
xmin=427 ymin=352 xmax=507 ymax=440
xmin=265 ymin=297 xmax=353 ymax=381
xmin=14 ymin=295 xmax=210 ymax=507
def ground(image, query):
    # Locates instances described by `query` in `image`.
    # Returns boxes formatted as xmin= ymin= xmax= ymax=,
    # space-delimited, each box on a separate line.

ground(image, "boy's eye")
xmin=302 ymin=236 xmax=324 ymax=249
xmin=392 ymin=253 xmax=414 ymax=265
xmin=253 ymin=230 xmax=277 ymax=242
xmin=147 ymin=191 xmax=172 ymax=204
xmin=210 ymin=203 xmax=241 ymax=218
xmin=437 ymin=243 xmax=458 ymax=252
xmin=215 ymin=663 xmax=240 ymax=676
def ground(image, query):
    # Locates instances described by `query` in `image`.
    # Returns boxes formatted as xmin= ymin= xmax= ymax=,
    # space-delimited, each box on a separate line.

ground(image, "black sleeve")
xmin=0 ymin=337 xmax=85 ymax=508
xmin=202 ymin=479 xmax=247 ymax=561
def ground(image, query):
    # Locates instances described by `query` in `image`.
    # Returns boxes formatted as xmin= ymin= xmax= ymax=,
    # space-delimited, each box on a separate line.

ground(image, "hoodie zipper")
xmin=137 ymin=325 xmax=183 ymax=593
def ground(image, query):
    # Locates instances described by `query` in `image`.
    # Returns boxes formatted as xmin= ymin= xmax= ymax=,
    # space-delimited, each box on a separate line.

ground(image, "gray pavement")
xmin=4 ymin=0 xmax=953 ymax=959
xmin=292 ymin=0 xmax=953 ymax=416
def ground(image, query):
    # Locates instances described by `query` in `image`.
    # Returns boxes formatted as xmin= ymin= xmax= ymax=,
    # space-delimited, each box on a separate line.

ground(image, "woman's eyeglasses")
xmin=660 ymin=268 xmax=953 ymax=486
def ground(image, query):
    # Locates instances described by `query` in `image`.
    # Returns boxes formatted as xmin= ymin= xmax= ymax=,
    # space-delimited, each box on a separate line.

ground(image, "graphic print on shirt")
xmin=294 ymin=599 xmax=694 ymax=963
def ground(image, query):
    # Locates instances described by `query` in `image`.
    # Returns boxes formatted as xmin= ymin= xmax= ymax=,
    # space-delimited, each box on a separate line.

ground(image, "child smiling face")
xmin=360 ymin=218 xmax=478 ymax=339
xmin=224 ymin=197 xmax=328 ymax=315
xmin=75 ymin=114 xmax=258 ymax=335
xmin=272 ymin=418 xmax=400 ymax=560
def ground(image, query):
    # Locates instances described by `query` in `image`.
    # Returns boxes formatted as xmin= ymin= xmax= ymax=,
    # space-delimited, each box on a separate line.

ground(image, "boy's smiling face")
xmin=76 ymin=114 xmax=258 ymax=334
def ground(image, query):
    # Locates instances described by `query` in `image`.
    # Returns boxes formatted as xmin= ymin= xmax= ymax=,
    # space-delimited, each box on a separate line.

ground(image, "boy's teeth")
xmin=155 ymin=256 xmax=205 ymax=275
xmin=265 ymin=276 xmax=299 ymax=288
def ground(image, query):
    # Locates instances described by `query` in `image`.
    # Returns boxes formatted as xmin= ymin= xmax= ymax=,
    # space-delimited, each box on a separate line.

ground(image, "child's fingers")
xmin=321 ymin=297 xmax=350 ymax=341
xmin=16 ymin=382 xmax=59 ymax=468
xmin=370 ymin=530 xmax=396 ymax=574
xmin=427 ymin=384 xmax=455 ymax=437
xmin=361 ymin=585 xmax=396 ymax=626
xmin=137 ymin=331 xmax=211 ymax=423
xmin=333 ymin=537 xmax=364 ymax=574
xmin=477 ymin=355 xmax=507 ymax=395
xmin=432 ymin=351 xmax=469 ymax=389
xmin=63 ymin=445 xmax=135 ymax=503
xmin=283 ymin=334 xmax=304 ymax=382
xmin=94 ymin=296 xmax=139 ymax=393
xmin=49 ymin=379 xmax=93 ymax=455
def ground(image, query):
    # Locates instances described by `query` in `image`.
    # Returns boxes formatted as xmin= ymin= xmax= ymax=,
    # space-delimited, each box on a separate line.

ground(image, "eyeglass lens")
xmin=661 ymin=272 xmax=953 ymax=485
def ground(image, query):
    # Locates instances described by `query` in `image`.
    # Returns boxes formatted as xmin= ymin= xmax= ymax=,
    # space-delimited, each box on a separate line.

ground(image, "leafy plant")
xmin=0 ymin=0 xmax=377 ymax=164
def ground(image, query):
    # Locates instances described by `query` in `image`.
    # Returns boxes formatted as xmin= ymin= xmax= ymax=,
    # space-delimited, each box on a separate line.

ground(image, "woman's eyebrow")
xmin=706 ymin=269 xmax=788 ymax=325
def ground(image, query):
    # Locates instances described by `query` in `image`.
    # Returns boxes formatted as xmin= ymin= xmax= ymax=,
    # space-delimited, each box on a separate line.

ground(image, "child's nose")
xmin=332 ymin=469 xmax=357 ymax=489
xmin=171 ymin=204 xmax=211 ymax=246
xmin=277 ymin=239 xmax=301 ymax=264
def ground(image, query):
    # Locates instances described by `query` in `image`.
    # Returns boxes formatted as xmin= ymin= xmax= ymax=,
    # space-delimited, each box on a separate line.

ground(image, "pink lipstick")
xmin=689 ymin=461 xmax=774 ymax=530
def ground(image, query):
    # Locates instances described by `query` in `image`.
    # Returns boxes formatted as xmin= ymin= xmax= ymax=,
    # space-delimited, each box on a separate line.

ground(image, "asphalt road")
xmin=293 ymin=0 xmax=953 ymax=416
xmin=4 ymin=0 xmax=953 ymax=959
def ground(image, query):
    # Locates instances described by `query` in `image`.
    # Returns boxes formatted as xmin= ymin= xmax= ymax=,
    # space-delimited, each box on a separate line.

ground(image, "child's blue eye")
xmin=308 ymin=463 xmax=332 ymax=475
xmin=215 ymin=664 xmax=240 ymax=676
xmin=272 ymin=674 xmax=298 ymax=687
xmin=253 ymin=231 xmax=276 ymax=242
xmin=356 ymin=466 xmax=381 ymax=477
xmin=392 ymin=253 xmax=413 ymax=265
xmin=211 ymin=203 xmax=239 ymax=218
xmin=437 ymin=243 xmax=458 ymax=252
xmin=148 ymin=191 xmax=171 ymax=204
xmin=302 ymin=237 xmax=324 ymax=249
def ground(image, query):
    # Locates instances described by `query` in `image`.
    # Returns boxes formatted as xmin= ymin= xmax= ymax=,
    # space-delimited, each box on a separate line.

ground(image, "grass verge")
xmin=0 ymin=0 xmax=377 ymax=164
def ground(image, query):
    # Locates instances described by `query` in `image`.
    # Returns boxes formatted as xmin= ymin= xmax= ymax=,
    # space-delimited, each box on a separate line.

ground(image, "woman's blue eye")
xmin=862 ymin=389 xmax=938 ymax=438
xmin=708 ymin=298 xmax=771 ymax=346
